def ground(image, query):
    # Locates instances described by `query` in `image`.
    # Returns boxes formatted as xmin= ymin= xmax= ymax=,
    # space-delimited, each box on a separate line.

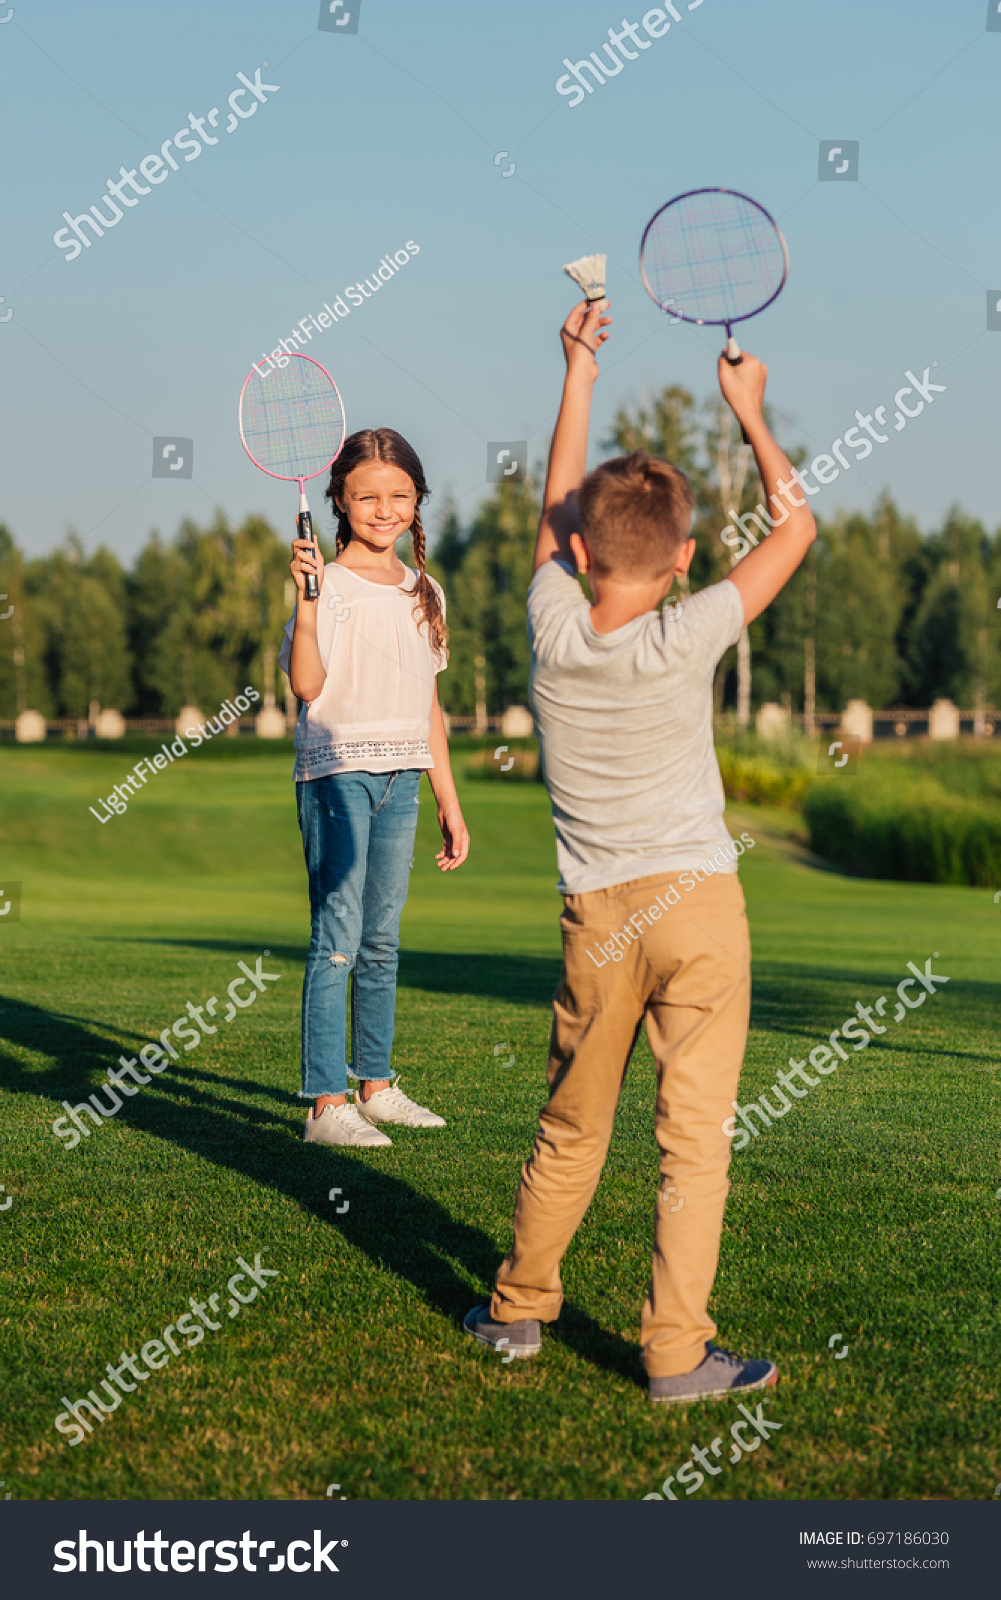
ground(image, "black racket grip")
xmin=724 ymin=347 xmax=751 ymax=445
xmin=299 ymin=509 xmax=319 ymax=601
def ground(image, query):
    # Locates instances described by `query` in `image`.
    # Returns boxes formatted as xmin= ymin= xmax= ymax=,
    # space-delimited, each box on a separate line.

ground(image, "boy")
xmin=464 ymin=300 xmax=816 ymax=1401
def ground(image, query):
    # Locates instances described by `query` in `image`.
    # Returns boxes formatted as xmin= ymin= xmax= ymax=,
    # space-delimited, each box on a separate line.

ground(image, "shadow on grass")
xmin=106 ymin=943 xmax=996 ymax=1038
xmin=0 ymin=992 xmax=645 ymax=1390
xmin=748 ymin=960 xmax=996 ymax=1061
xmin=7 ymin=954 xmax=992 ymax=1401
xmin=105 ymin=941 xmax=565 ymax=1008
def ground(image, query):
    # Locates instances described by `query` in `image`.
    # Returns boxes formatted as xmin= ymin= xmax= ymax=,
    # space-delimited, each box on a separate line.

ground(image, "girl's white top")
xmin=278 ymin=564 xmax=446 ymax=782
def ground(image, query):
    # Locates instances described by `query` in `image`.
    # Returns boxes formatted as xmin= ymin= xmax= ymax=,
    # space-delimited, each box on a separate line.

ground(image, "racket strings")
xmin=240 ymin=362 xmax=345 ymax=482
xmin=642 ymin=190 xmax=786 ymax=327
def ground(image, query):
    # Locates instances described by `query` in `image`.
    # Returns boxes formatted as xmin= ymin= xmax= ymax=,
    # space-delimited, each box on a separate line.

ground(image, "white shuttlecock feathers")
xmin=563 ymin=253 xmax=608 ymax=310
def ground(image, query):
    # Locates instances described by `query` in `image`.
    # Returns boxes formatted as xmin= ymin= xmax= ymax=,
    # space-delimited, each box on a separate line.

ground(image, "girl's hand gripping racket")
xmin=639 ymin=187 xmax=788 ymax=442
xmin=238 ymin=353 xmax=346 ymax=601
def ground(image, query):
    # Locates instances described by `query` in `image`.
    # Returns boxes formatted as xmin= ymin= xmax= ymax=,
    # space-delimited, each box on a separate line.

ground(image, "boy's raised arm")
xmin=533 ymin=300 xmax=612 ymax=575
xmin=717 ymin=351 xmax=817 ymax=624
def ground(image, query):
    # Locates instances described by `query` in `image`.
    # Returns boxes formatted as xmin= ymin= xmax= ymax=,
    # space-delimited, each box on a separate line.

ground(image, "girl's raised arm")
xmin=288 ymin=531 xmax=327 ymax=702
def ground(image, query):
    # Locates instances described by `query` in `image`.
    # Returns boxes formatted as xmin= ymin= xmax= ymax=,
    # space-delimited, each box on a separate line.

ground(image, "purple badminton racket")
xmin=640 ymin=187 xmax=789 ymax=438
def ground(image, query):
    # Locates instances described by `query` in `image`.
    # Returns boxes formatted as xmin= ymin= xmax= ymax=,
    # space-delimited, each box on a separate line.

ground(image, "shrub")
xmin=716 ymin=747 xmax=812 ymax=808
xmin=803 ymin=782 xmax=1001 ymax=886
xmin=868 ymin=742 xmax=1001 ymax=803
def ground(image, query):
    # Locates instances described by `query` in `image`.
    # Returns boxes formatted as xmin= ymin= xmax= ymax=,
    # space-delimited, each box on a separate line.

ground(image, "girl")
xmin=279 ymin=428 xmax=469 ymax=1148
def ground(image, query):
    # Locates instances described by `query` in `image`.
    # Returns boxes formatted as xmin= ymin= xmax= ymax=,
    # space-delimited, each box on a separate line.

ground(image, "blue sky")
xmin=1 ymin=0 xmax=999 ymax=561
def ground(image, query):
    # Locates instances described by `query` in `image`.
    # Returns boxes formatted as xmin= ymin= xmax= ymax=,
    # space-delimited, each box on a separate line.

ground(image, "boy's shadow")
xmin=1 ymin=990 xmax=643 ymax=1389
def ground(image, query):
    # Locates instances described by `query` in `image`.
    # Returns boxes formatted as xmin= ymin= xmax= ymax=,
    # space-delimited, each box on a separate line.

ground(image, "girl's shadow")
xmin=1 ymin=989 xmax=643 ymax=1388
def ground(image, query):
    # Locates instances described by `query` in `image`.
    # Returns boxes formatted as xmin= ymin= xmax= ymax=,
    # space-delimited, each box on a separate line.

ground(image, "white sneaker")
xmin=355 ymin=1080 xmax=446 ymax=1129
xmin=303 ymin=1102 xmax=393 ymax=1147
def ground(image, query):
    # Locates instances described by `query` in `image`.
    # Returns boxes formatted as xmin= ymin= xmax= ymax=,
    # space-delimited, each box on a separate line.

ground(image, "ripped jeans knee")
xmin=327 ymin=949 xmax=357 ymax=971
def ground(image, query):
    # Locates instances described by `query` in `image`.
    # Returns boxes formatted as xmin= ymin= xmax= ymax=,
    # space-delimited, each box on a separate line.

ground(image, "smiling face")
xmin=336 ymin=462 xmax=417 ymax=553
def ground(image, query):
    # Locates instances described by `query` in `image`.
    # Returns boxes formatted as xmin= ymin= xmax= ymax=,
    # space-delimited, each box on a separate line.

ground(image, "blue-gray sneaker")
xmin=463 ymin=1303 xmax=541 ymax=1359
xmin=649 ymin=1342 xmax=778 ymax=1404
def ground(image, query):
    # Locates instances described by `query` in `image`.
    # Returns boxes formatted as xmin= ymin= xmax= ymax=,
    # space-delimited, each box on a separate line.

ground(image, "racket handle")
xmin=298 ymin=492 xmax=319 ymax=602
xmin=724 ymin=336 xmax=751 ymax=446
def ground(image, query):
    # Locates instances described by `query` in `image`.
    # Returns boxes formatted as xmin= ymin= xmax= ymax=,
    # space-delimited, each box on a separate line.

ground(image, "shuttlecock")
xmin=563 ymin=253 xmax=608 ymax=310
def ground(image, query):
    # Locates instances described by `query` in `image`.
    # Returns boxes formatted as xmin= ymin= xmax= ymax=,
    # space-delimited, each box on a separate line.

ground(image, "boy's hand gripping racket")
xmin=639 ymin=187 xmax=788 ymax=440
xmin=238 ymin=353 xmax=346 ymax=600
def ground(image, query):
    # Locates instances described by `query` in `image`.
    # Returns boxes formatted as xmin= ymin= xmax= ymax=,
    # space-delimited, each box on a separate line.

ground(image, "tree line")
xmin=433 ymin=387 xmax=1000 ymax=721
xmin=1 ymin=385 xmax=998 ymax=722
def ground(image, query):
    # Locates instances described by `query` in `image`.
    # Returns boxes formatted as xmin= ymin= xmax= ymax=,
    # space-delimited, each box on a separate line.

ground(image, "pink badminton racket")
xmin=238 ymin=352 xmax=346 ymax=600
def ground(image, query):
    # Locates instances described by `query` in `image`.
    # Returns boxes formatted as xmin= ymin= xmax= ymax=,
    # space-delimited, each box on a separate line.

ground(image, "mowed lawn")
xmin=0 ymin=741 xmax=998 ymax=1501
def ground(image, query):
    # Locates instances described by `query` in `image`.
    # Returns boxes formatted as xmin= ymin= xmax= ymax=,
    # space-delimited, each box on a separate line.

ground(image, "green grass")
xmin=0 ymin=744 xmax=998 ymax=1500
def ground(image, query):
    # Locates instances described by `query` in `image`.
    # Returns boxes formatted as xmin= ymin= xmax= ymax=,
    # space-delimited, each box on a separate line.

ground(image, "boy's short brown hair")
xmin=577 ymin=451 xmax=694 ymax=579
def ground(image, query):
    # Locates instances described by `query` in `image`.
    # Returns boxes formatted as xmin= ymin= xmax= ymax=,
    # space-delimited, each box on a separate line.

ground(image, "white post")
xmin=928 ymin=698 xmax=960 ymax=741
xmin=841 ymin=700 xmax=874 ymax=743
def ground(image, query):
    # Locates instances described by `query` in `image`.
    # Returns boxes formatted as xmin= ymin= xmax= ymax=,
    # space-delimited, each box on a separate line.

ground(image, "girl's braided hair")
xmin=325 ymin=428 xmax=447 ymax=659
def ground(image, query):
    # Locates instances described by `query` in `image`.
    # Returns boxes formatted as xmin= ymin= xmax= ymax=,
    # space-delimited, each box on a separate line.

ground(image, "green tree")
xmin=20 ymin=537 xmax=132 ymax=717
xmin=434 ymin=475 xmax=540 ymax=716
xmin=131 ymin=513 xmax=290 ymax=715
xmin=902 ymin=508 xmax=991 ymax=709
xmin=814 ymin=511 xmax=904 ymax=710
xmin=425 ymin=496 xmax=476 ymax=718
xmin=3 ymin=402 xmax=995 ymax=731
xmin=605 ymin=384 xmax=704 ymax=481
xmin=127 ymin=533 xmax=190 ymax=713
xmin=603 ymin=386 xmax=805 ymax=716
xmin=0 ymin=524 xmax=25 ymax=718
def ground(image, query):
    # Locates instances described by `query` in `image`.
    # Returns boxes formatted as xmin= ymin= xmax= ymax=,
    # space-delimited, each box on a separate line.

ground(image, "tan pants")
xmin=490 ymin=867 xmax=751 ymax=1378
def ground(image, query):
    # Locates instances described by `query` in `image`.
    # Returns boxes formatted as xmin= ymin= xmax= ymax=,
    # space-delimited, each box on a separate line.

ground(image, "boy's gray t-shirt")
xmin=528 ymin=559 xmax=745 ymax=894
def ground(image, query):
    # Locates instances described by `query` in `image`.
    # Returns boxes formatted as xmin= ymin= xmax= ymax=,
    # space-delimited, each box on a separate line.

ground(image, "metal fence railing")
xmin=1 ymin=709 xmax=998 ymax=741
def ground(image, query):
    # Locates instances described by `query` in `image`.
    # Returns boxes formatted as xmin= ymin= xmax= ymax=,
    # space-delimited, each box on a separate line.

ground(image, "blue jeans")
xmin=296 ymin=769 xmax=420 ymax=1099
